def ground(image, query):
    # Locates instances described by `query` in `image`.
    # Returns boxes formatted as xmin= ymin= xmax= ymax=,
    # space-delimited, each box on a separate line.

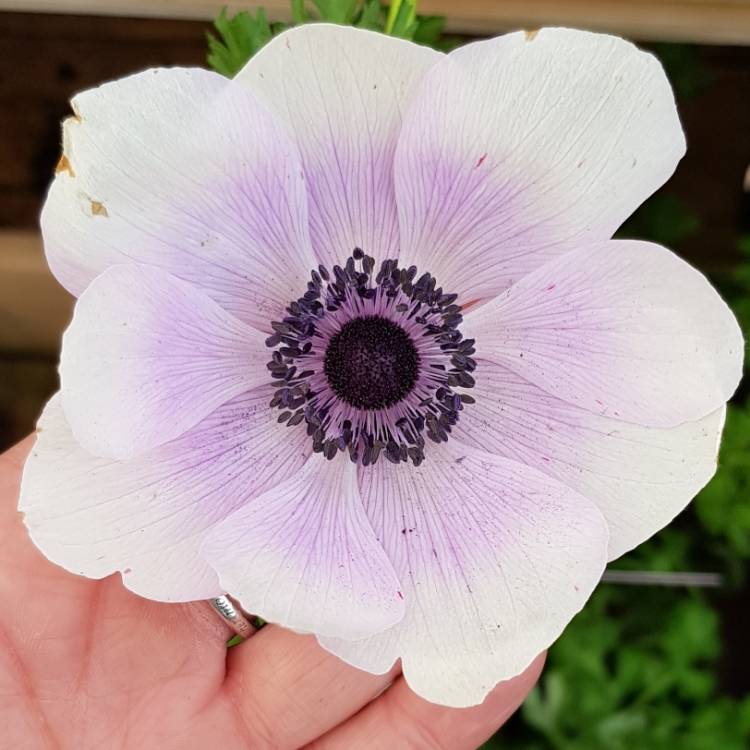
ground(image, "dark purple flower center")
xmin=265 ymin=249 xmax=476 ymax=466
xmin=324 ymin=316 xmax=419 ymax=410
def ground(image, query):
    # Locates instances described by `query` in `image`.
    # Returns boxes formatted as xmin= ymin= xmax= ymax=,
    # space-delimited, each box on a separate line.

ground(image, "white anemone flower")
xmin=19 ymin=25 xmax=742 ymax=707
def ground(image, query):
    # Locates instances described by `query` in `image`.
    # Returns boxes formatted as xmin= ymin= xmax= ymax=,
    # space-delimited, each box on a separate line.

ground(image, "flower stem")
xmin=385 ymin=0 xmax=410 ymax=35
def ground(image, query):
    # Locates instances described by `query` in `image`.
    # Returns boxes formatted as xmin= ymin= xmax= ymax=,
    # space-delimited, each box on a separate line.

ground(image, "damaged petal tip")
xmin=524 ymin=29 xmax=540 ymax=41
xmin=63 ymin=114 xmax=82 ymax=129
xmin=55 ymin=154 xmax=75 ymax=177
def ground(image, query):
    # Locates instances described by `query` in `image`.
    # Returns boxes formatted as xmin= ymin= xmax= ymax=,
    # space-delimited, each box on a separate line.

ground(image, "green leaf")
xmin=498 ymin=583 xmax=738 ymax=749
xmin=595 ymin=710 xmax=647 ymax=746
xmin=291 ymin=0 xmax=307 ymax=23
xmin=652 ymin=43 xmax=712 ymax=99
xmin=611 ymin=528 xmax=693 ymax=573
xmin=207 ymin=2 xmax=452 ymax=76
xmin=356 ymin=0 xmax=384 ymax=30
xmin=312 ymin=0 xmax=360 ymax=23
xmin=206 ymin=7 xmax=275 ymax=77
xmin=412 ymin=15 xmax=445 ymax=45
xmin=693 ymin=401 xmax=750 ymax=564
xmin=617 ymin=193 xmax=701 ymax=247
xmin=522 ymin=671 xmax=566 ymax=733
xmin=387 ymin=0 xmax=418 ymax=38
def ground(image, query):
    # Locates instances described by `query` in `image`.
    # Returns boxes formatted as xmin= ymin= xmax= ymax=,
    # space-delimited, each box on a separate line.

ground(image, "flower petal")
xmin=19 ymin=388 xmax=309 ymax=602
xmin=464 ymin=240 xmax=743 ymax=428
xmin=42 ymin=66 xmax=315 ymax=332
xmin=60 ymin=264 xmax=268 ymax=460
xmin=202 ymin=457 xmax=404 ymax=640
xmin=319 ymin=443 xmax=608 ymax=707
xmin=236 ymin=24 xmax=441 ymax=267
xmin=395 ymin=27 xmax=684 ymax=303
xmin=452 ymin=360 xmax=725 ymax=560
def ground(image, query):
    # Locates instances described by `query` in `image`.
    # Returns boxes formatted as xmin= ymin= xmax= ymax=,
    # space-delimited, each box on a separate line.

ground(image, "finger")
xmin=3 ymin=437 xmax=229 ymax=639
xmin=308 ymin=653 xmax=546 ymax=750
xmin=0 ymin=436 xmax=34 ymax=499
xmin=0 ymin=438 xmax=232 ymax=715
xmin=217 ymin=626 xmax=399 ymax=749
xmin=0 ymin=435 xmax=97 ymax=617
xmin=0 ymin=436 xmax=71 ymax=584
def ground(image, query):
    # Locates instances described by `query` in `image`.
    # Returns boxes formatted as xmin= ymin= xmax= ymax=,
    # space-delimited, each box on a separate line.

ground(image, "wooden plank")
xmin=0 ymin=12 xmax=209 ymax=226
xmin=0 ymin=12 xmax=748 ymax=358
xmin=426 ymin=0 xmax=750 ymax=44
xmin=0 ymin=356 xmax=59 ymax=451
xmin=1 ymin=0 xmax=749 ymax=44
xmin=0 ymin=231 xmax=73 ymax=354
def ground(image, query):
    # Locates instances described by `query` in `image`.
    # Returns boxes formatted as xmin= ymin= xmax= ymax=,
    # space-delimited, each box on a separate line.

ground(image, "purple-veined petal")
xmin=464 ymin=240 xmax=743 ymax=428
xmin=395 ymin=27 xmax=684 ymax=304
xmin=42 ymin=66 xmax=315 ymax=332
xmin=60 ymin=264 xmax=268 ymax=460
xmin=452 ymin=360 xmax=726 ymax=560
xmin=19 ymin=388 xmax=309 ymax=602
xmin=319 ymin=442 xmax=608 ymax=707
xmin=236 ymin=24 xmax=442 ymax=268
xmin=202 ymin=456 xmax=405 ymax=640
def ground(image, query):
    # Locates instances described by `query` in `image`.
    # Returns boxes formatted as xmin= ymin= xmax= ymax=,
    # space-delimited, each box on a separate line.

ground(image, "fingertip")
xmin=477 ymin=650 xmax=546 ymax=720
xmin=309 ymin=652 xmax=547 ymax=749
xmin=0 ymin=435 xmax=36 ymax=474
xmin=513 ymin=650 xmax=547 ymax=692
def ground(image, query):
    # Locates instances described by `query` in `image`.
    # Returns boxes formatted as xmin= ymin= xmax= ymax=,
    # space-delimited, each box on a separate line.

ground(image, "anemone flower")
xmin=19 ymin=24 xmax=742 ymax=707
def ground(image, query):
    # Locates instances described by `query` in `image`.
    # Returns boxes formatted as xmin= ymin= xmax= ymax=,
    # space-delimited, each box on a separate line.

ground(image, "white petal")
xmin=236 ymin=24 xmax=441 ymax=267
xmin=42 ymin=66 xmax=315 ymax=332
xmin=464 ymin=240 xmax=743 ymax=427
xmin=202 ymin=457 xmax=404 ymax=640
xmin=19 ymin=389 xmax=309 ymax=602
xmin=320 ymin=443 xmax=608 ymax=707
xmin=453 ymin=360 xmax=725 ymax=560
xmin=395 ymin=27 xmax=684 ymax=303
xmin=60 ymin=264 xmax=267 ymax=460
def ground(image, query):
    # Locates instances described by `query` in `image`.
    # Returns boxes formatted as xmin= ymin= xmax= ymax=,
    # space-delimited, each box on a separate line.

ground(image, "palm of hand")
xmin=1 ymin=438 xmax=542 ymax=750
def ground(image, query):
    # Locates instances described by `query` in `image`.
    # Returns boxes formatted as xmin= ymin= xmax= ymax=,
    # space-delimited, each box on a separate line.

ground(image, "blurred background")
xmin=0 ymin=1 xmax=748 ymax=747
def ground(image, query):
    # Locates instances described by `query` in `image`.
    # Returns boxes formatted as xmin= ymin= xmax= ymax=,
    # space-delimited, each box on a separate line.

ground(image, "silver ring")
xmin=209 ymin=595 xmax=256 ymax=639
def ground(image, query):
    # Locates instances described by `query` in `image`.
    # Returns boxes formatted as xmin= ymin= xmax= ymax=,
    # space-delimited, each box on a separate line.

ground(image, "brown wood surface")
xmin=1 ymin=15 xmax=748 ymax=255
xmin=2 ymin=0 xmax=750 ymax=44
xmin=0 ymin=231 xmax=73 ymax=355
xmin=0 ymin=12 xmax=748 ymax=373
xmin=0 ymin=12 xmax=210 ymax=227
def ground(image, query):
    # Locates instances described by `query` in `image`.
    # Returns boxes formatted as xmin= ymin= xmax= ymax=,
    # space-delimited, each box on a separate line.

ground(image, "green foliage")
xmin=411 ymin=15 xmax=447 ymax=47
xmin=494 ymin=243 xmax=749 ymax=750
xmin=500 ymin=144 xmax=749 ymax=748
xmin=693 ymin=402 xmax=750 ymax=570
xmin=483 ymin=589 xmax=750 ymax=750
xmin=493 ymin=42 xmax=748 ymax=747
xmin=356 ymin=0 xmax=385 ymax=30
xmin=206 ymin=8 xmax=276 ymax=77
xmin=727 ymin=235 xmax=750 ymax=373
xmin=651 ymin=43 xmax=712 ymax=99
xmin=311 ymin=0 xmax=360 ymax=24
xmin=291 ymin=0 xmax=307 ymax=23
xmin=385 ymin=0 xmax=416 ymax=38
xmin=618 ymin=193 xmax=701 ymax=247
xmin=500 ymin=124 xmax=749 ymax=750
xmin=206 ymin=1 xmax=448 ymax=77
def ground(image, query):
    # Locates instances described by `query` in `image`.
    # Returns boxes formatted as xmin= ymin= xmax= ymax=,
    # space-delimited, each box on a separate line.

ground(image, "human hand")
xmin=1 ymin=437 xmax=543 ymax=749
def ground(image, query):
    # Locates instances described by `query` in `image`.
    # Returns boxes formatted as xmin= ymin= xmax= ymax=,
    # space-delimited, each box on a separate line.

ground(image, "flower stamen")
xmin=266 ymin=250 xmax=476 ymax=466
